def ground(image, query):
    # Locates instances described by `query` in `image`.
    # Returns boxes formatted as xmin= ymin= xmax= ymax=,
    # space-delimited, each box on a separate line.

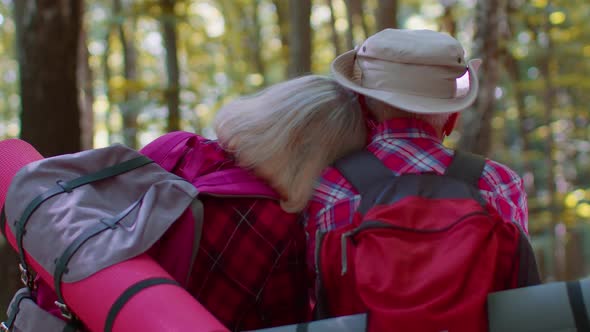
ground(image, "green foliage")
xmin=0 ymin=1 xmax=19 ymax=139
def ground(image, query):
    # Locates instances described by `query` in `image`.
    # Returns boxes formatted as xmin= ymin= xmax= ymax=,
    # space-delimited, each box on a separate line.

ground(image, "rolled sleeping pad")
xmin=487 ymin=278 xmax=590 ymax=332
xmin=0 ymin=139 xmax=229 ymax=332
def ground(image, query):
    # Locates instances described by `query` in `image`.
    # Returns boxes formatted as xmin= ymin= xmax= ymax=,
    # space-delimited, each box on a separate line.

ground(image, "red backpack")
xmin=314 ymin=150 xmax=541 ymax=332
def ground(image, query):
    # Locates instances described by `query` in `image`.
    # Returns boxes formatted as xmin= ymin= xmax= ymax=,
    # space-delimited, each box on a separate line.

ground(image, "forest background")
xmin=1 ymin=0 xmax=589 ymax=316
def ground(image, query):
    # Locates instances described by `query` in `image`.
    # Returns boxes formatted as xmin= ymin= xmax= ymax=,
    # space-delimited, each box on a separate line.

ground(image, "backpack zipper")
xmin=339 ymin=211 xmax=489 ymax=275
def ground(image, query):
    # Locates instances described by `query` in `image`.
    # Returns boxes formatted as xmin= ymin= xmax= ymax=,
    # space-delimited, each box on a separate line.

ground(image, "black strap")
xmin=185 ymin=198 xmax=204 ymax=286
xmin=104 ymin=278 xmax=180 ymax=332
xmin=334 ymin=151 xmax=394 ymax=214
xmin=16 ymin=185 xmax=68 ymax=274
xmin=58 ymin=156 xmax=153 ymax=192
xmin=54 ymin=197 xmax=145 ymax=304
xmin=15 ymin=156 xmax=153 ymax=292
xmin=334 ymin=150 xmax=393 ymax=197
xmin=2 ymin=289 xmax=33 ymax=330
xmin=444 ymin=150 xmax=486 ymax=187
xmin=1 ymin=206 xmax=7 ymax=239
xmin=62 ymin=319 xmax=83 ymax=332
xmin=566 ymin=280 xmax=590 ymax=332
xmin=516 ymin=225 xmax=541 ymax=287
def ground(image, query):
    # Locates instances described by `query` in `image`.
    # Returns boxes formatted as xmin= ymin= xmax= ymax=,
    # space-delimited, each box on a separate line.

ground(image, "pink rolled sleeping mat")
xmin=0 ymin=139 xmax=229 ymax=332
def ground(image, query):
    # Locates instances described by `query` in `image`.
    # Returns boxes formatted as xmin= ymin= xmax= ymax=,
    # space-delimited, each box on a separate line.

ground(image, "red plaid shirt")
xmin=305 ymin=117 xmax=528 ymax=272
xmin=187 ymin=195 xmax=308 ymax=331
xmin=144 ymin=136 xmax=308 ymax=331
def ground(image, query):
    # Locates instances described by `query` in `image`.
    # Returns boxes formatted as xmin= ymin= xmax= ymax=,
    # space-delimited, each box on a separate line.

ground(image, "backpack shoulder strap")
xmin=194 ymin=168 xmax=279 ymax=199
xmin=444 ymin=150 xmax=486 ymax=187
xmin=139 ymin=131 xmax=195 ymax=172
xmin=334 ymin=150 xmax=393 ymax=197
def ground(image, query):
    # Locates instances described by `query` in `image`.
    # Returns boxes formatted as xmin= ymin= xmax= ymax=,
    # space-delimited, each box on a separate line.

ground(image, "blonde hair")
xmin=214 ymin=75 xmax=366 ymax=212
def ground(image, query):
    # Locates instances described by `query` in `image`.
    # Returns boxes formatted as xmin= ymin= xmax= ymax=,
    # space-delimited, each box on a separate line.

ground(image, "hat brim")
xmin=0 ymin=139 xmax=43 ymax=207
xmin=331 ymin=49 xmax=480 ymax=114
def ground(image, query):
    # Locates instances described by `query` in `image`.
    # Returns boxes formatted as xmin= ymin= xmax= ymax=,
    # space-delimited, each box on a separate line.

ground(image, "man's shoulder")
xmin=311 ymin=166 xmax=357 ymax=205
xmin=480 ymin=157 xmax=524 ymax=189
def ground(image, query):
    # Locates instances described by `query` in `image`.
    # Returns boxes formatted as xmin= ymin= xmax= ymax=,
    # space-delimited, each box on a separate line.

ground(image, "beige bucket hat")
xmin=331 ymin=29 xmax=481 ymax=114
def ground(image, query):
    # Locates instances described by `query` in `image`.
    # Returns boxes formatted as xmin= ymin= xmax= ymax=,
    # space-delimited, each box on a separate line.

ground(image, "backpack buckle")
xmin=54 ymin=301 xmax=73 ymax=320
xmin=18 ymin=264 xmax=35 ymax=289
xmin=0 ymin=321 xmax=9 ymax=332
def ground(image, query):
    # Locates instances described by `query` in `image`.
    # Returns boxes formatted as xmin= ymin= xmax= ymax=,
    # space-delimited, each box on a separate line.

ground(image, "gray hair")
xmin=214 ymin=75 xmax=366 ymax=212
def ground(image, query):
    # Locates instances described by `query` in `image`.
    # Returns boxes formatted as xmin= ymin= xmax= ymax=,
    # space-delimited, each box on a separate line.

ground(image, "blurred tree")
xmin=458 ymin=0 xmax=505 ymax=156
xmin=538 ymin=2 xmax=558 ymax=228
xmin=114 ymin=0 xmax=140 ymax=148
xmin=272 ymin=0 xmax=290 ymax=76
xmin=327 ymin=0 xmax=342 ymax=55
xmin=375 ymin=0 xmax=398 ymax=31
xmin=160 ymin=0 xmax=181 ymax=132
xmin=288 ymin=0 xmax=311 ymax=77
xmin=439 ymin=0 xmax=457 ymax=37
xmin=78 ymin=28 xmax=94 ymax=151
xmin=345 ymin=0 xmax=369 ymax=48
xmin=13 ymin=0 xmax=83 ymax=157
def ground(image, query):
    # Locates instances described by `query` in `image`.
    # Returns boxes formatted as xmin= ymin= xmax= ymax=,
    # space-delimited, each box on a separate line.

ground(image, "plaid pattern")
xmin=187 ymin=196 xmax=308 ymax=331
xmin=305 ymin=117 xmax=528 ymax=269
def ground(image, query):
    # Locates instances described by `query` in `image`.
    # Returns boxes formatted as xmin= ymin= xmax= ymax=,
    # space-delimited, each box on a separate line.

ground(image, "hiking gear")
xmin=0 ymin=132 xmax=305 ymax=332
xmin=0 ymin=138 xmax=233 ymax=332
xmin=141 ymin=132 xmax=308 ymax=330
xmin=305 ymin=117 xmax=529 ymax=274
xmin=246 ymin=313 xmax=367 ymax=332
xmin=2 ymin=288 xmax=81 ymax=332
xmin=315 ymin=150 xmax=540 ymax=332
xmin=331 ymin=28 xmax=480 ymax=114
xmin=488 ymin=278 xmax=590 ymax=332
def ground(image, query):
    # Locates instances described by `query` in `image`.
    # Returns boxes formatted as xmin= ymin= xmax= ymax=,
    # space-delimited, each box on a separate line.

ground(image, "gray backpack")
xmin=1 ymin=144 xmax=201 ymax=332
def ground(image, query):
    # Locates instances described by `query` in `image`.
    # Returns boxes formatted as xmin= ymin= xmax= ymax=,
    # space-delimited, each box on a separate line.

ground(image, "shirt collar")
xmin=368 ymin=117 xmax=442 ymax=142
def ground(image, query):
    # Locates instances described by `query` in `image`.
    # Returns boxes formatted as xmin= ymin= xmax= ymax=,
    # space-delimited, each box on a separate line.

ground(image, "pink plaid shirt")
xmin=305 ymin=117 xmax=528 ymax=270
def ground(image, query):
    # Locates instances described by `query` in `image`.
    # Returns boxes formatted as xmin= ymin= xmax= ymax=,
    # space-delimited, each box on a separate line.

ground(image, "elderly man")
xmin=306 ymin=29 xmax=537 ymax=331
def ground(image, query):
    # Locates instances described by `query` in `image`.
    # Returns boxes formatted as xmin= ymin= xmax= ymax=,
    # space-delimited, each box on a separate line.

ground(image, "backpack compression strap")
xmin=334 ymin=150 xmax=488 ymax=213
xmin=444 ymin=150 xmax=486 ymax=187
xmin=334 ymin=150 xmax=394 ymax=214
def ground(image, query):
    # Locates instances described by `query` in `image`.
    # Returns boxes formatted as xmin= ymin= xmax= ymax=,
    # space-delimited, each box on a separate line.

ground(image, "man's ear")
xmin=443 ymin=113 xmax=460 ymax=137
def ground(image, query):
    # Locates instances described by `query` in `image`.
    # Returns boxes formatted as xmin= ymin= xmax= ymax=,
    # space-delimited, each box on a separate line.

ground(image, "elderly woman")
xmin=0 ymin=74 xmax=366 ymax=332
xmin=162 ymin=74 xmax=365 ymax=330
xmin=214 ymin=74 xmax=366 ymax=212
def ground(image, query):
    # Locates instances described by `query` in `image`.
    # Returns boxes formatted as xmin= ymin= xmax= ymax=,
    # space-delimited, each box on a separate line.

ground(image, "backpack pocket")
xmin=3 ymin=288 xmax=80 ymax=332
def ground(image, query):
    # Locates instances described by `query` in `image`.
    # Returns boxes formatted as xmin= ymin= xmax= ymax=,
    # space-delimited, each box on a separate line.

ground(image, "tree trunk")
xmin=14 ymin=0 xmax=82 ymax=157
xmin=504 ymin=53 xmax=535 ymax=192
xmin=272 ymin=0 xmax=290 ymax=77
xmin=218 ymin=0 xmax=245 ymax=94
xmin=458 ymin=0 xmax=504 ymax=155
xmin=288 ymin=0 xmax=312 ymax=78
xmin=102 ymin=24 xmax=114 ymax=145
xmin=375 ymin=0 xmax=398 ymax=31
xmin=78 ymin=27 xmax=94 ymax=150
xmin=114 ymin=0 xmax=140 ymax=148
xmin=503 ymin=2 xmax=535 ymax=192
xmin=251 ymin=1 xmax=265 ymax=83
xmin=539 ymin=2 xmax=558 ymax=250
xmin=344 ymin=0 xmax=356 ymax=50
xmin=347 ymin=0 xmax=369 ymax=40
xmin=160 ymin=0 xmax=181 ymax=132
xmin=327 ymin=0 xmax=342 ymax=55
xmin=440 ymin=2 xmax=457 ymax=37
